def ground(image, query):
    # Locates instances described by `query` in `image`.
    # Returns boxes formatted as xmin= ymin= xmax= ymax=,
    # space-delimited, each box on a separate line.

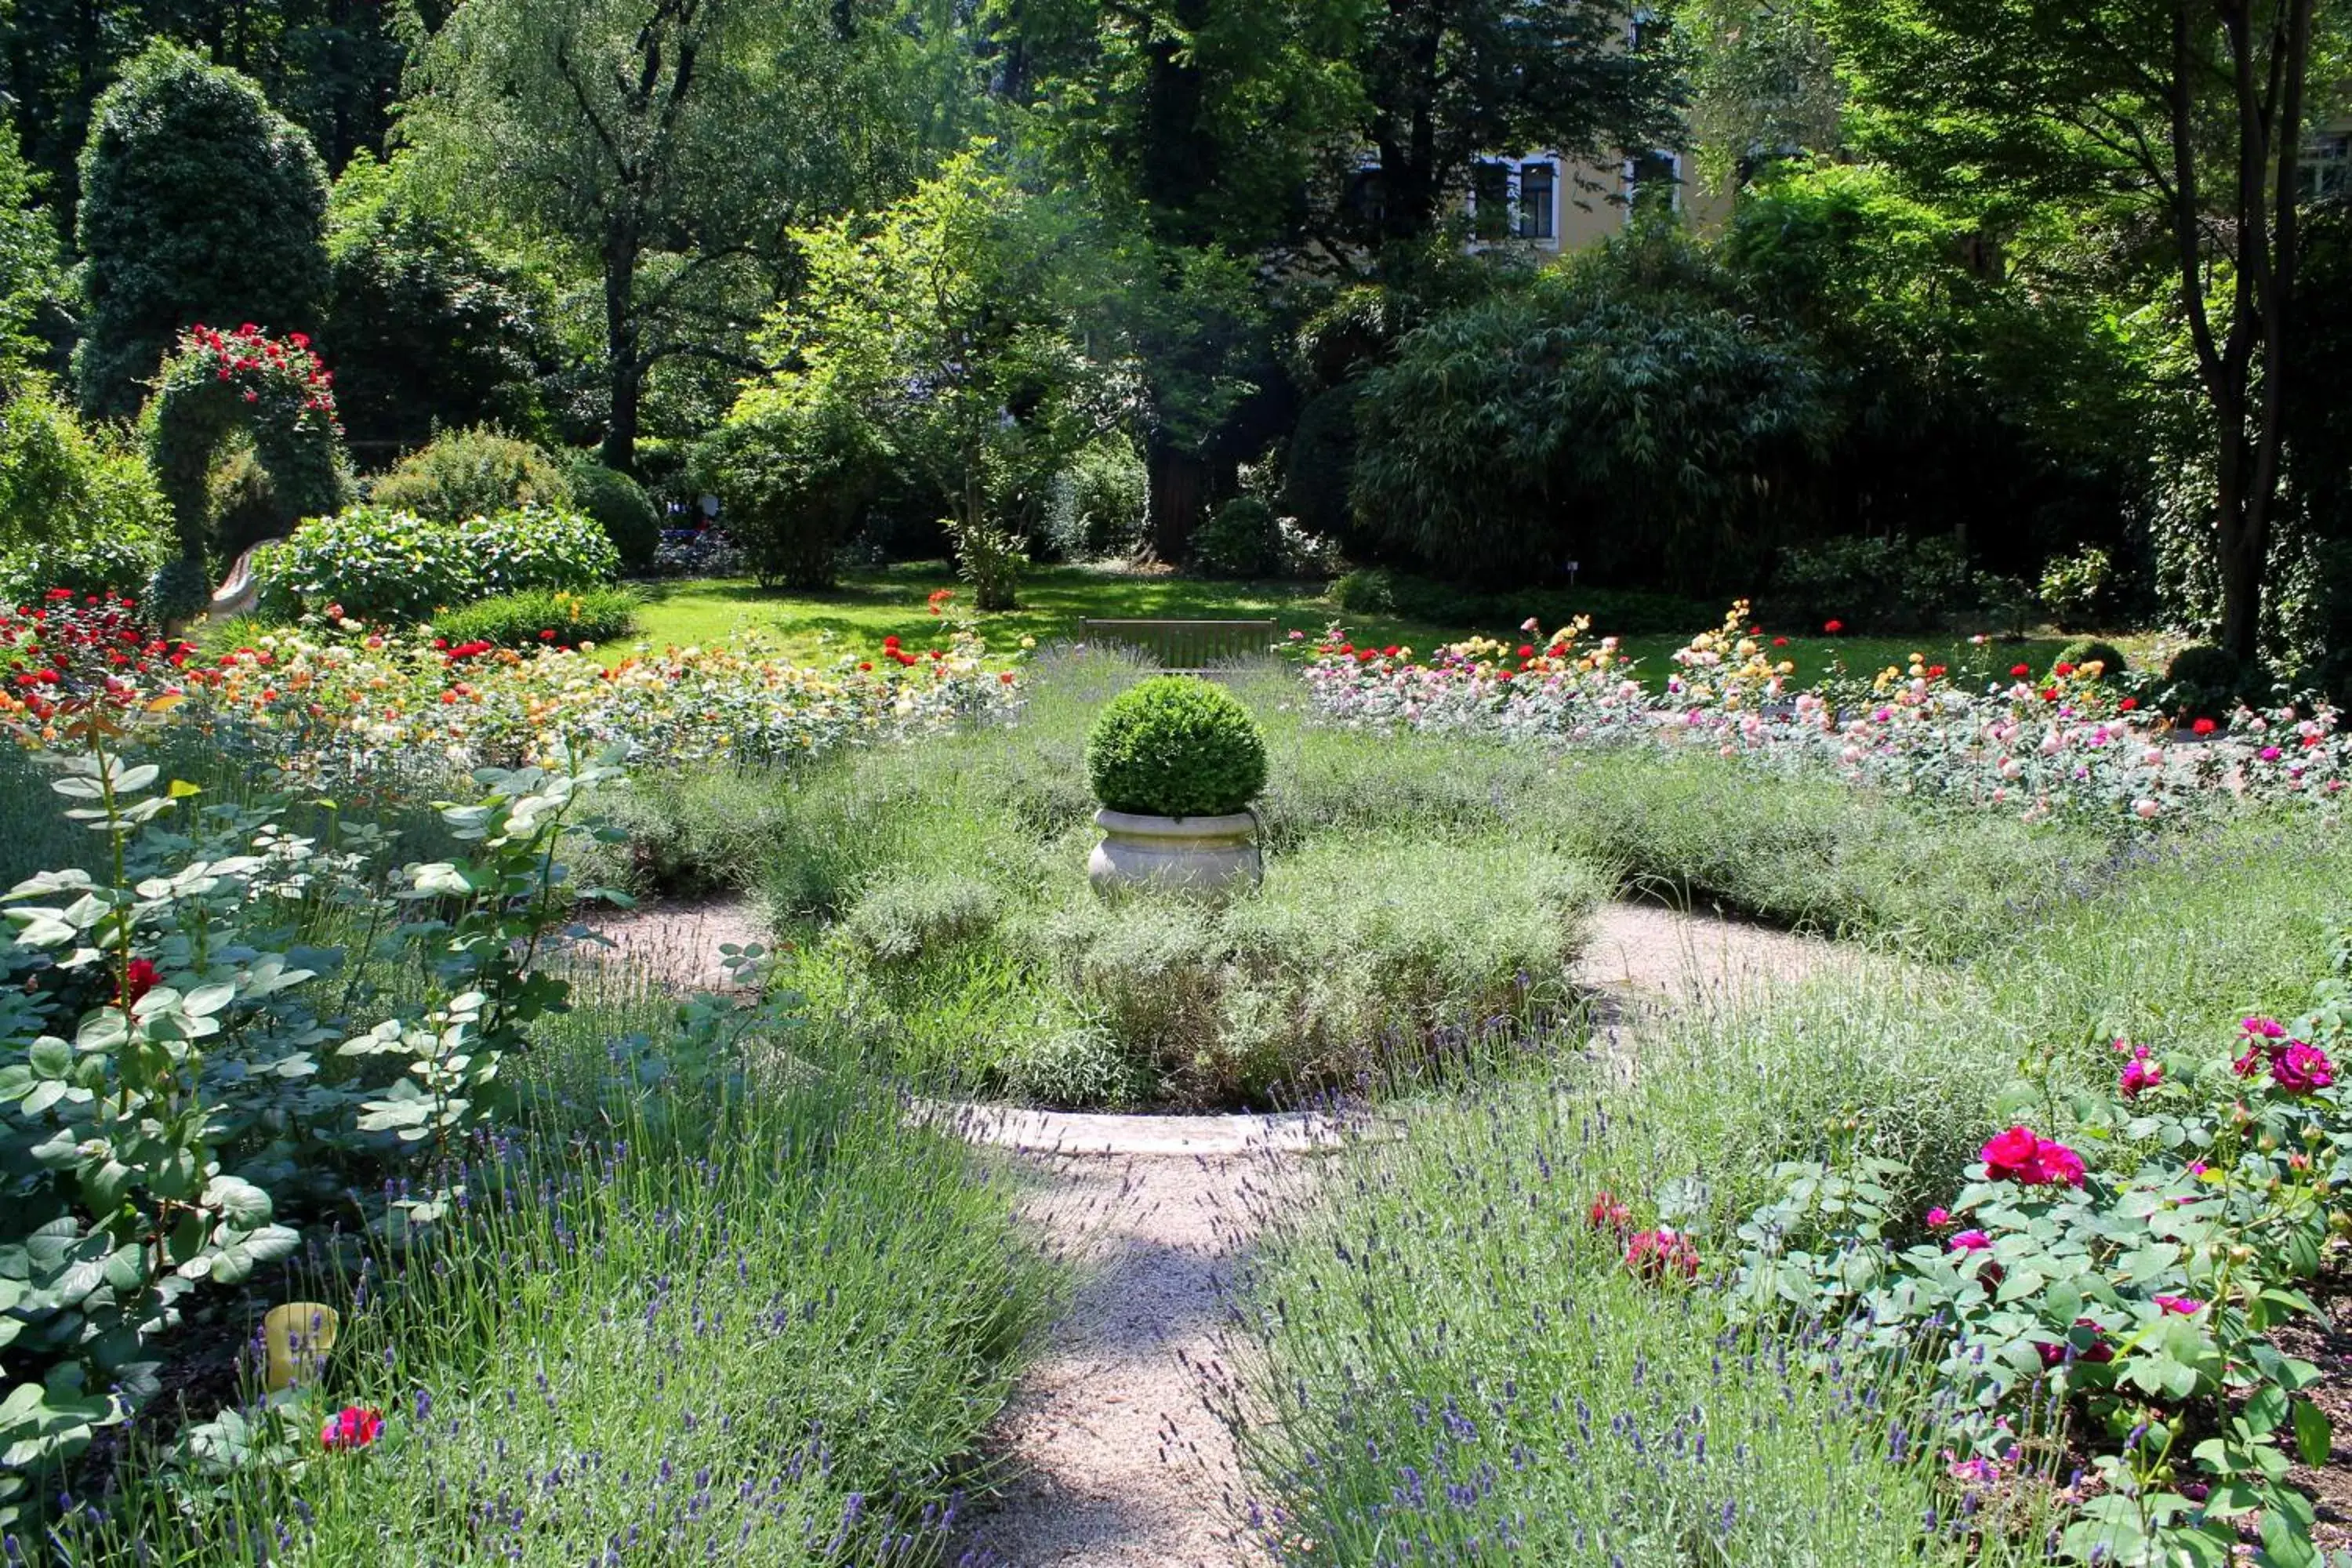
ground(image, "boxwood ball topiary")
xmin=1087 ymin=676 xmax=1269 ymax=818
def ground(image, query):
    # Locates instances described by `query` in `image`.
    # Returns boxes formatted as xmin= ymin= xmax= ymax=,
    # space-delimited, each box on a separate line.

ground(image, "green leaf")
xmin=2292 ymin=1396 xmax=2332 ymax=1468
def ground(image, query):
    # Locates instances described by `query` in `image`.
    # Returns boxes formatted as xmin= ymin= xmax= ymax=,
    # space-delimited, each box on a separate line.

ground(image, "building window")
xmin=1518 ymin=159 xmax=1556 ymax=241
xmin=1627 ymin=150 xmax=1679 ymax=218
xmin=2303 ymin=132 xmax=2352 ymax=201
xmin=1470 ymin=160 xmax=1512 ymax=239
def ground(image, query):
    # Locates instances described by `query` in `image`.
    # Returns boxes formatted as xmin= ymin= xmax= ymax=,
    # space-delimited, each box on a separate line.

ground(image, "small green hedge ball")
xmin=1086 ymin=675 xmax=1269 ymax=818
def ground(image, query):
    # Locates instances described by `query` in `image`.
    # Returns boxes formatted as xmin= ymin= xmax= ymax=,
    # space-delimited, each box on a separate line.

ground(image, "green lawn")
xmin=624 ymin=561 xmax=2144 ymax=691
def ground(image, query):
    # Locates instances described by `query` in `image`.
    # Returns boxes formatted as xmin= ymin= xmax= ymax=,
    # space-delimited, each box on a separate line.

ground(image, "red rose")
xmin=1823 ymin=619 xmax=1844 ymax=633
xmin=2011 ymin=664 xmax=2031 ymax=678
xmin=2190 ymin=717 xmax=2216 ymax=735
xmin=119 ymin=957 xmax=161 ymax=1007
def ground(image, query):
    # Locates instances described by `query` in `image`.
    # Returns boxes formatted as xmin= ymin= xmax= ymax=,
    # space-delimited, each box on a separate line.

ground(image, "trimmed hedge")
xmin=430 ymin=586 xmax=637 ymax=649
xmin=264 ymin=503 xmax=619 ymax=623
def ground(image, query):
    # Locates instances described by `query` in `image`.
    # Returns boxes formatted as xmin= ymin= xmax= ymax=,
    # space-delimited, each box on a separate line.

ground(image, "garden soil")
xmin=587 ymin=898 xmax=1858 ymax=1566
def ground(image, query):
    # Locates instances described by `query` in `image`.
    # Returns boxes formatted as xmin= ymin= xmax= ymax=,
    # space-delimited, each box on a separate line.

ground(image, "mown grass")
xmin=615 ymin=563 xmax=2099 ymax=695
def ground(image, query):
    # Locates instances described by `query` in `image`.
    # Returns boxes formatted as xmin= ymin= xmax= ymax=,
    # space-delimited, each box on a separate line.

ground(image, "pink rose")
xmin=2270 ymin=1040 xmax=2336 ymax=1095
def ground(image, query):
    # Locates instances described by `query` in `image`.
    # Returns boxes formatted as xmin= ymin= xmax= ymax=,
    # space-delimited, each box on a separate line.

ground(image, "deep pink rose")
xmin=2270 ymin=1040 xmax=2336 ymax=1095
xmin=1950 ymin=1230 xmax=1991 ymax=1253
xmin=1980 ymin=1126 xmax=2042 ymax=1181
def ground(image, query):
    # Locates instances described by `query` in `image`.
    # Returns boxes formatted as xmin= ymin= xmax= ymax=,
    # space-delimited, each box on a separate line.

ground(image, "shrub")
xmin=143 ymin=554 xmax=212 ymax=625
xmin=1087 ymin=675 xmax=1269 ymax=817
xmin=1329 ymin=568 xmax=1714 ymax=637
xmin=429 ymin=586 xmax=637 ymax=650
xmin=558 ymin=452 xmax=660 ymax=572
xmin=1331 ymin=566 xmax=1396 ymax=614
xmin=1041 ymin=437 xmax=1146 ymax=561
xmin=1769 ymin=534 xmax=1976 ymax=633
xmin=2053 ymin=637 xmax=2127 ymax=682
xmin=0 ymin=528 xmax=166 ymax=604
xmin=1351 ymin=240 xmax=1827 ymax=590
xmin=459 ymin=504 xmax=621 ymax=597
xmin=695 ymin=387 xmax=880 ymax=590
xmin=1191 ymin=495 xmax=1283 ymax=579
xmin=72 ymin=42 xmax=328 ymax=416
xmin=367 ymin=426 xmax=572 ymax=523
xmin=205 ymin=441 xmax=290 ymax=554
xmin=840 ymin=871 xmax=1007 ymax=967
xmin=323 ymin=157 xmax=554 ymax=449
xmin=2038 ymin=544 xmax=2114 ymax=631
xmin=264 ymin=505 xmax=473 ymax=621
xmin=2161 ymin=643 xmax=2241 ymax=721
xmin=0 ymin=383 xmax=170 ymax=552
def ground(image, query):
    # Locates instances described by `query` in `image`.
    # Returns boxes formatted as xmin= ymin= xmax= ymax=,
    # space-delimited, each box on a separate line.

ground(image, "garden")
xmin=2 ymin=0 xmax=2350 ymax=1564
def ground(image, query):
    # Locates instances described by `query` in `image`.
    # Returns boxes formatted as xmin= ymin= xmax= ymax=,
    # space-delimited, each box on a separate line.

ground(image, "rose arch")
xmin=147 ymin=324 xmax=348 ymax=617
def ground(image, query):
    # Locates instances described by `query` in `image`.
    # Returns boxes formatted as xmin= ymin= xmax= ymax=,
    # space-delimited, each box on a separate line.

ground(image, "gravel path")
xmin=586 ymin=895 xmax=1852 ymax=1566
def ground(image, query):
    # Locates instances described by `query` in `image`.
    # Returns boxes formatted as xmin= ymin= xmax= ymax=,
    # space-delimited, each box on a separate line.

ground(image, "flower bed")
xmin=0 ymin=609 xmax=1022 ymax=782
xmin=1294 ymin=604 xmax=2351 ymax=822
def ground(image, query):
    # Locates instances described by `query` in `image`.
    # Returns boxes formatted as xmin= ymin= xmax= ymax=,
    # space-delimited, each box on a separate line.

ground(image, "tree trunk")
xmin=601 ymin=225 xmax=641 ymax=473
xmin=2215 ymin=437 xmax=2267 ymax=665
xmin=1146 ymin=437 xmax=1210 ymax=564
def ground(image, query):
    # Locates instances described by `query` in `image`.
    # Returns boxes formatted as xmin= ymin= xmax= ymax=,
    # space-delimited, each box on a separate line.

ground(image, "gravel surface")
xmin=588 ymin=895 xmax=1855 ymax=1566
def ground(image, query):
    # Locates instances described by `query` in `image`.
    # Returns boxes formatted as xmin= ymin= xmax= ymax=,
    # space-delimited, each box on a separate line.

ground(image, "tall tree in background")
xmin=1816 ymin=0 xmax=2332 ymax=664
xmin=0 ymin=0 xmax=411 ymax=218
xmin=1352 ymin=0 xmax=1682 ymax=245
xmin=402 ymin=0 xmax=973 ymax=472
xmin=72 ymin=42 xmax=329 ymax=416
xmin=0 ymin=112 xmax=64 ymax=377
xmin=989 ymin=0 xmax=1356 ymax=557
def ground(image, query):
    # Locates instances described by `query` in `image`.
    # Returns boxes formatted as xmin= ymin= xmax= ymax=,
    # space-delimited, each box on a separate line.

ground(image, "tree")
xmin=750 ymin=145 xmax=1113 ymax=608
xmin=1813 ymin=0 xmax=2335 ymax=662
xmin=1350 ymin=0 xmax=1683 ymax=246
xmin=1 ymin=0 xmax=410 ymax=234
xmin=72 ymin=42 xmax=330 ymax=417
xmin=321 ymin=154 xmax=556 ymax=452
xmin=0 ymin=113 xmax=66 ymax=379
xmin=401 ymin=0 xmax=977 ymax=472
xmin=988 ymin=0 xmax=1361 ymax=557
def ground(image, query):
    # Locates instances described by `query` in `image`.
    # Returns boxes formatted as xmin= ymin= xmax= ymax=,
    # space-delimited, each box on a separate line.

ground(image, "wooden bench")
xmin=1078 ymin=619 xmax=1279 ymax=674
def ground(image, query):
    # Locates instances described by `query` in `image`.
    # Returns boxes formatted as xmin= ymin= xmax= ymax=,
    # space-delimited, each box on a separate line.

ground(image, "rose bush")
xmin=1296 ymin=601 xmax=2351 ymax=824
xmin=0 ymin=613 xmax=1022 ymax=782
xmin=1727 ymin=966 xmax=2352 ymax=1567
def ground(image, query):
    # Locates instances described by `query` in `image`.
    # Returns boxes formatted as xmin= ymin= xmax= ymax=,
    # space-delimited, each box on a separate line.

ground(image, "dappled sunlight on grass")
xmin=624 ymin=561 xmax=2136 ymax=691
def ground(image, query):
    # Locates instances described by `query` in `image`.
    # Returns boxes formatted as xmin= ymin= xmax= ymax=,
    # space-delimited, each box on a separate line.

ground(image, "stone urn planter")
xmin=1087 ymin=808 xmax=1261 ymax=896
xmin=1083 ymin=674 xmax=1270 ymax=900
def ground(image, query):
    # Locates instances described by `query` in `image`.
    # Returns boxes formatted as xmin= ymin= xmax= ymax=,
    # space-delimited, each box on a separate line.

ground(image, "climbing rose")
xmin=321 ymin=1406 xmax=383 ymax=1450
